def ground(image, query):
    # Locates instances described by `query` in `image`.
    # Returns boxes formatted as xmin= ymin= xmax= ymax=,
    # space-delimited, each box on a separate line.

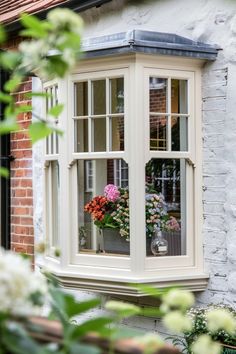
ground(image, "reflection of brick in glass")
xmin=150 ymin=116 xmax=167 ymax=150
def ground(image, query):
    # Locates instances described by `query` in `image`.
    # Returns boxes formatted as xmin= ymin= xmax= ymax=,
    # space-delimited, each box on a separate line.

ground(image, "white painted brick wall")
xmin=33 ymin=0 xmax=236 ymax=339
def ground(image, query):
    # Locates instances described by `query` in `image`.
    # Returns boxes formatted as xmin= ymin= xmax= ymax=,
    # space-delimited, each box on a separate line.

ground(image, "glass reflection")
xmin=171 ymin=116 xmax=188 ymax=151
xmin=145 ymin=159 xmax=186 ymax=257
xmin=78 ymin=159 xmax=129 ymax=255
xmin=171 ymin=79 xmax=188 ymax=114
xmin=149 ymin=78 xmax=167 ymax=113
xmin=74 ymin=119 xmax=88 ymax=152
xmin=92 ymin=118 xmax=106 ymax=152
xmin=110 ymin=116 xmax=124 ymax=151
xmin=74 ymin=82 xmax=88 ymax=116
xmin=110 ymin=78 xmax=124 ymax=113
xmin=92 ymin=80 xmax=106 ymax=115
xmin=150 ymin=116 xmax=167 ymax=151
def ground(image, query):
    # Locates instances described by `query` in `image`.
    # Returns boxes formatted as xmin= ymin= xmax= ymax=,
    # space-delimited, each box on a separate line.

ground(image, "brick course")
xmin=4 ymin=37 xmax=34 ymax=256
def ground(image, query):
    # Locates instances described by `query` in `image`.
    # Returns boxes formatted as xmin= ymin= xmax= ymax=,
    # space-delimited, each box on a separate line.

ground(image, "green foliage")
xmin=0 ymin=7 xmax=83 ymax=174
xmin=0 ymin=167 xmax=9 ymax=178
xmin=0 ymin=51 xmax=20 ymax=71
xmin=20 ymin=13 xmax=52 ymax=38
xmin=29 ymin=122 xmax=53 ymax=144
xmin=0 ymin=25 xmax=6 ymax=43
xmin=181 ymin=305 xmax=236 ymax=353
xmin=48 ymin=104 xmax=64 ymax=117
xmin=4 ymin=74 xmax=23 ymax=92
xmin=0 ymin=116 xmax=19 ymax=135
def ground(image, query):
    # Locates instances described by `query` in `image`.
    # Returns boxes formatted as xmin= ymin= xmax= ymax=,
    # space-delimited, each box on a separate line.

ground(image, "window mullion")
xmin=167 ymin=77 xmax=171 ymax=151
xmin=106 ymin=77 xmax=110 ymax=152
xmin=88 ymin=80 xmax=92 ymax=152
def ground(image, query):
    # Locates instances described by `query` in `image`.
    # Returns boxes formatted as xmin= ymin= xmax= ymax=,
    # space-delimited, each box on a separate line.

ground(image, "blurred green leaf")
xmin=131 ymin=284 xmax=176 ymax=298
xmin=25 ymin=92 xmax=52 ymax=99
xmin=15 ymin=104 xmax=32 ymax=113
xmin=0 ymin=25 xmax=6 ymax=43
xmin=0 ymin=91 xmax=13 ymax=104
xmin=48 ymin=56 xmax=68 ymax=77
xmin=0 ymin=116 xmax=19 ymax=134
xmin=4 ymin=75 xmax=23 ymax=92
xmin=29 ymin=121 xmax=52 ymax=144
xmin=0 ymin=51 xmax=20 ymax=71
xmin=57 ymin=33 xmax=81 ymax=51
xmin=140 ymin=307 xmax=162 ymax=318
xmin=48 ymin=104 xmax=64 ymax=117
xmin=68 ymin=342 xmax=101 ymax=354
xmin=68 ymin=317 xmax=113 ymax=339
xmin=20 ymin=14 xmax=48 ymax=38
xmin=64 ymin=297 xmax=101 ymax=319
xmin=0 ymin=167 xmax=9 ymax=178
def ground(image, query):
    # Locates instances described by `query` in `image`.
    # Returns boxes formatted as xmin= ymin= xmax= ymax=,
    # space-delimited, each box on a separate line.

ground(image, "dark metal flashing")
xmin=81 ymin=30 xmax=219 ymax=61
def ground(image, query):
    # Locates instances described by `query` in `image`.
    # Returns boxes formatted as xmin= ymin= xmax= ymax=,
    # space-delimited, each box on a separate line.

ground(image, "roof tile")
xmin=0 ymin=0 xmax=69 ymax=24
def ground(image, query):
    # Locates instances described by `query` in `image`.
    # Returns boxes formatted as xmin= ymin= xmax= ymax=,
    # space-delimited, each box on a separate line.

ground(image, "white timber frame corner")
xmin=38 ymin=53 xmax=209 ymax=296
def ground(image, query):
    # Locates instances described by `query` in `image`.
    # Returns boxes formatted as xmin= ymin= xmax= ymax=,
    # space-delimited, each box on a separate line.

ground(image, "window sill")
xmin=48 ymin=269 xmax=209 ymax=296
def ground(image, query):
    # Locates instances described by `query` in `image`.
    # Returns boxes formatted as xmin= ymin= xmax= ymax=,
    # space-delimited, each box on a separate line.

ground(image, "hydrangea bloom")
xmin=191 ymin=334 xmax=221 ymax=354
xmin=161 ymin=289 xmax=195 ymax=312
xmin=104 ymin=184 xmax=120 ymax=202
xmin=0 ymin=248 xmax=48 ymax=316
xmin=207 ymin=309 xmax=236 ymax=335
xmin=163 ymin=311 xmax=192 ymax=333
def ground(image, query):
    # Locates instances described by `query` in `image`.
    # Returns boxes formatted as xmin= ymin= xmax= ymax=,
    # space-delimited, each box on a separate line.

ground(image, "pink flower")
xmin=104 ymin=184 xmax=120 ymax=202
xmin=166 ymin=216 xmax=180 ymax=232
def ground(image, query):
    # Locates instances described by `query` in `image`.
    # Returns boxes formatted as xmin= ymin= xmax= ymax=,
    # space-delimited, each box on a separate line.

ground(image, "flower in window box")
xmin=84 ymin=184 xmax=180 ymax=242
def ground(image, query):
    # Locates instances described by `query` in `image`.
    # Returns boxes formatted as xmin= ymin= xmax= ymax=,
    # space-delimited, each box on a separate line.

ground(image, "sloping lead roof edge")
xmin=81 ymin=30 xmax=219 ymax=60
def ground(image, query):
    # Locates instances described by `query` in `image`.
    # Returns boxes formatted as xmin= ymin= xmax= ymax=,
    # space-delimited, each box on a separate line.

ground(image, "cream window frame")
xmin=43 ymin=79 xmax=62 ymax=260
xmin=40 ymin=55 xmax=207 ymax=294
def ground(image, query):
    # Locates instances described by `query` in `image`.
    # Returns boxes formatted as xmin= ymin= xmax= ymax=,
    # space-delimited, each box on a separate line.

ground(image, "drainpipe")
xmin=0 ymin=69 xmax=12 ymax=249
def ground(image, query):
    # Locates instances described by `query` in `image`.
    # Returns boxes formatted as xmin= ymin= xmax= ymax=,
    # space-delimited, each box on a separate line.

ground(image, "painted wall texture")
xmin=33 ymin=0 xmax=236 ymax=334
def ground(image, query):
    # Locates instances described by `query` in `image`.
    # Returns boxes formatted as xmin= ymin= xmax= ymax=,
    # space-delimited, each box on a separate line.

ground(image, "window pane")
xmin=171 ymin=79 xmax=188 ymax=114
xmin=171 ymin=116 xmax=188 ymax=151
xmin=149 ymin=78 xmax=167 ymax=113
xmin=78 ymin=159 xmax=130 ymax=256
xmin=110 ymin=116 xmax=124 ymax=151
xmin=74 ymin=119 xmax=88 ymax=152
xmin=92 ymin=80 xmax=106 ymax=115
xmin=92 ymin=118 xmax=106 ymax=152
xmin=74 ymin=82 xmax=88 ymax=116
xmin=51 ymin=161 xmax=60 ymax=248
xmin=150 ymin=116 xmax=167 ymax=151
xmin=110 ymin=78 xmax=124 ymax=113
xmin=145 ymin=159 xmax=186 ymax=257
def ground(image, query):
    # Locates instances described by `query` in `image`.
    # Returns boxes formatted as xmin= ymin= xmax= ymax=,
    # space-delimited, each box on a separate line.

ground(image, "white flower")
xmin=163 ymin=311 xmax=192 ymax=333
xmin=134 ymin=333 xmax=164 ymax=353
xmin=19 ymin=40 xmax=49 ymax=69
xmin=0 ymin=248 xmax=48 ymax=316
xmin=207 ymin=309 xmax=236 ymax=335
xmin=191 ymin=334 xmax=222 ymax=354
xmin=162 ymin=289 xmax=195 ymax=312
xmin=47 ymin=8 xmax=83 ymax=35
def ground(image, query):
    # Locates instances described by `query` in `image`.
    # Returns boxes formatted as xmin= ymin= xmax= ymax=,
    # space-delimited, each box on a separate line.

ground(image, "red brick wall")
xmin=3 ymin=37 xmax=34 ymax=256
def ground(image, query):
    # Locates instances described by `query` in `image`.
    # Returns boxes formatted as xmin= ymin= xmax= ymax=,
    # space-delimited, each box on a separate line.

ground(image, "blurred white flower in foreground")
xmin=163 ymin=310 xmax=192 ymax=333
xmin=191 ymin=334 xmax=221 ymax=354
xmin=0 ymin=248 xmax=47 ymax=316
xmin=161 ymin=289 xmax=195 ymax=312
xmin=207 ymin=308 xmax=236 ymax=335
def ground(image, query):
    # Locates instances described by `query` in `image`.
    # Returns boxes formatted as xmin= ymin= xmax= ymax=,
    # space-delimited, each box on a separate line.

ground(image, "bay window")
xmin=41 ymin=30 xmax=218 ymax=295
